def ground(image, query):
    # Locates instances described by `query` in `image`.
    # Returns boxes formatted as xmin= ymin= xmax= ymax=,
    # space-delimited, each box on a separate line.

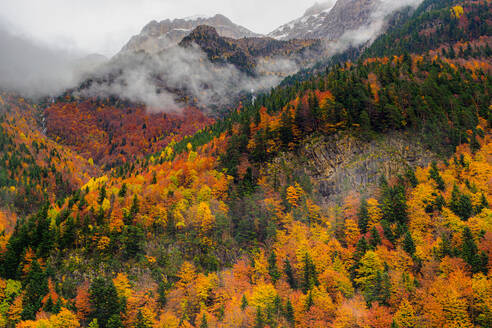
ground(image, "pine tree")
xmin=360 ymin=110 xmax=371 ymax=131
xmin=405 ymin=168 xmax=418 ymax=188
xmin=279 ymin=110 xmax=293 ymax=148
xmin=476 ymin=193 xmax=488 ymax=213
xmin=470 ymin=132 xmax=480 ymax=152
xmin=199 ymin=313 xmax=208 ymax=328
xmin=44 ymin=296 xmax=54 ymax=313
xmin=22 ymin=260 xmax=48 ymax=320
xmin=358 ymin=199 xmax=369 ymax=234
xmin=241 ymin=294 xmax=248 ymax=310
xmin=285 ymin=300 xmax=295 ymax=326
xmin=255 ymin=307 xmax=265 ymax=328
xmin=130 ymin=195 xmax=139 ymax=217
xmin=403 ymin=231 xmax=416 ymax=256
xmin=380 ymin=177 xmax=408 ymax=225
xmin=305 ymin=291 xmax=314 ymax=311
xmin=98 ymin=185 xmax=106 ymax=204
xmin=369 ymin=226 xmax=382 ymax=249
xmin=118 ymin=183 xmax=127 ymax=198
xmin=450 ymin=185 xmax=461 ymax=215
xmin=157 ymin=280 xmax=168 ymax=307
xmin=381 ymin=220 xmax=395 ymax=244
xmin=89 ymin=277 xmax=122 ymax=328
xmin=301 ymin=253 xmax=318 ymax=293
xmin=135 ymin=310 xmax=150 ymax=328
xmin=461 ymin=227 xmax=487 ymax=273
xmin=354 ymin=237 xmax=369 ymax=261
xmin=365 ymin=270 xmax=391 ymax=306
xmin=53 ymin=298 xmax=62 ymax=313
xmin=284 ymin=258 xmax=296 ymax=289
xmin=450 ymin=185 xmax=473 ymax=220
xmin=268 ymin=252 xmax=280 ymax=283
xmin=429 ymin=161 xmax=445 ymax=190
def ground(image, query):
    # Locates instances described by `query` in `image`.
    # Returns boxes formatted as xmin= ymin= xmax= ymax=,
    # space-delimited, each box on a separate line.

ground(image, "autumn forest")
xmin=0 ymin=0 xmax=491 ymax=327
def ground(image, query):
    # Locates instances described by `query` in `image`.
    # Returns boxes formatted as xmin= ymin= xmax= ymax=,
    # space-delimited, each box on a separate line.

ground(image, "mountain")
xmin=269 ymin=0 xmax=400 ymax=41
xmin=120 ymin=14 xmax=261 ymax=54
xmin=71 ymin=53 xmax=108 ymax=75
xmin=71 ymin=25 xmax=323 ymax=113
xmin=268 ymin=0 xmax=337 ymax=40
xmin=180 ymin=25 xmax=324 ymax=75
xmin=1 ymin=1 xmax=492 ymax=328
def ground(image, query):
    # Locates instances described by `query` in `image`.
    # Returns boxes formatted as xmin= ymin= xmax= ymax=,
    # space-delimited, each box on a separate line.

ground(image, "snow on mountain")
xmin=268 ymin=1 xmax=336 ymax=40
xmin=120 ymin=14 xmax=261 ymax=55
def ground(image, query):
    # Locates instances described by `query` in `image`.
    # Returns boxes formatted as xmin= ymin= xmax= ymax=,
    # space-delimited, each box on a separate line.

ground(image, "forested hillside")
xmin=0 ymin=93 xmax=99 ymax=216
xmin=44 ymin=98 xmax=213 ymax=168
xmin=0 ymin=0 xmax=491 ymax=327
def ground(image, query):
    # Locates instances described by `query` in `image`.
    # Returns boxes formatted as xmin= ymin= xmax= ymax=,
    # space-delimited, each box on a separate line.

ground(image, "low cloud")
xmin=0 ymin=22 xmax=104 ymax=98
xmin=77 ymin=44 xmax=298 ymax=112
xmin=326 ymin=0 xmax=423 ymax=54
xmin=0 ymin=18 xmax=297 ymax=112
xmin=0 ymin=0 xmax=424 ymax=112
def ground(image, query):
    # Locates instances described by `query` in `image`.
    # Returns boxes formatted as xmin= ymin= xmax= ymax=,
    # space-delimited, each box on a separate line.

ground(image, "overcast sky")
xmin=0 ymin=0 xmax=317 ymax=56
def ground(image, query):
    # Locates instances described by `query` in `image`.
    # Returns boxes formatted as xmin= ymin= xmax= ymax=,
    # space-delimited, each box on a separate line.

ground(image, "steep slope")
xmin=180 ymin=25 xmax=324 ymax=75
xmin=1 ymin=1 xmax=491 ymax=327
xmin=269 ymin=0 xmax=419 ymax=43
xmin=269 ymin=0 xmax=378 ymax=40
xmin=364 ymin=0 xmax=492 ymax=58
xmin=120 ymin=14 xmax=261 ymax=54
xmin=44 ymin=98 xmax=214 ymax=168
xmin=301 ymin=132 xmax=437 ymax=201
xmin=0 ymin=93 xmax=100 ymax=217
xmin=74 ymin=26 xmax=322 ymax=113
xmin=269 ymin=0 xmax=337 ymax=40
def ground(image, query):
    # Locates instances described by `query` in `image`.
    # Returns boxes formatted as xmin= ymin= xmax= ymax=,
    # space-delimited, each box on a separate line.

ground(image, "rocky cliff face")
xmin=269 ymin=0 xmax=378 ymax=41
xmin=120 ymin=14 xmax=260 ymax=54
xmin=180 ymin=26 xmax=323 ymax=75
xmin=268 ymin=1 xmax=337 ymax=40
xmin=300 ymin=132 xmax=436 ymax=202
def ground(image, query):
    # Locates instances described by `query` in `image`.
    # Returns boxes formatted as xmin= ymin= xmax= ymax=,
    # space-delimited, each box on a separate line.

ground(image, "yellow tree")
xmin=136 ymin=306 xmax=156 ymax=328
xmin=286 ymin=183 xmax=303 ymax=208
xmin=366 ymin=198 xmax=383 ymax=229
xmin=394 ymin=299 xmax=417 ymax=328
xmin=343 ymin=193 xmax=360 ymax=221
xmin=250 ymin=282 xmax=278 ymax=311
xmin=197 ymin=202 xmax=215 ymax=232
xmin=471 ymin=274 xmax=492 ymax=327
xmin=355 ymin=251 xmax=384 ymax=291
xmin=50 ymin=308 xmax=81 ymax=328
xmin=344 ymin=219 xmax=361 ymax=247
xmin=113 ymin=273 xmax=132 ymax=299
xmin=440 ymin=292 xmax=473 ymax=328
xmin=177 ymin=262 xmax=197 ymax=290
xmin=451 ymin=5 xmax=464 ymax=18
xmin=252 ymin=250 xmax=269 ymax=283
xmin=155 ymin=312 xmax=180 ymax=328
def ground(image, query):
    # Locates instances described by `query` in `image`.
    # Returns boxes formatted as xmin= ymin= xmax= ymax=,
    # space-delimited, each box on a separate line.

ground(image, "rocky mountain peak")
xmin=268 ymin=0 xmax=379 ymax=41
xmin=303 ymin=1 xmax=336 ymax=17
xmin=119 ymin=14 xmax=260 ymax=55
xmin=184 ymin=25 xmax=220 ymax=39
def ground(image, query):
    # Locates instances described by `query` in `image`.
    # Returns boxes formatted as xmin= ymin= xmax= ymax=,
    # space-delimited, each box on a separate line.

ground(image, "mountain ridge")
xmin=0 ymin=1 xmax=491 ymax=327
xmin=179 ymin=25 xmax=324 ymax=75
xmin=120 ymin=13 xmax=261 ymax=55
